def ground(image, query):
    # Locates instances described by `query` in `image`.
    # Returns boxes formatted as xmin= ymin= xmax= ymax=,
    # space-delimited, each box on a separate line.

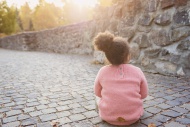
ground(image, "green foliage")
xmin=32 ymin=0 xmax=64 ymax=30
xmin=0 ymin=0 xmax=17 ymax=34
xmin=0 ymin=0 xmax=115 ymax=34
xmin=19 ymin=2 xmax=32 ymax=31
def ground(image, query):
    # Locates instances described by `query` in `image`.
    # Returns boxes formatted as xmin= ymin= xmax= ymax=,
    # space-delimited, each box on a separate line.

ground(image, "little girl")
xmin=93 ymin=31 xmax=148 ymax=126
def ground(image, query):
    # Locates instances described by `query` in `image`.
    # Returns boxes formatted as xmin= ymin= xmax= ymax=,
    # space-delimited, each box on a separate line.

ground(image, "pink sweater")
xmin=94 ymin=64 xmax=148 ymax=125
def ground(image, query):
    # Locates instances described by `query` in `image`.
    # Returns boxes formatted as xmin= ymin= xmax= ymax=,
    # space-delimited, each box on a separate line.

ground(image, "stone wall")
xmin=0 ymin=0 xmax=190 ymax=76
xmin=93 ymin=0 xmax=190 ymax=76
xmin=0 ymin=21 xmax=95 ymax=55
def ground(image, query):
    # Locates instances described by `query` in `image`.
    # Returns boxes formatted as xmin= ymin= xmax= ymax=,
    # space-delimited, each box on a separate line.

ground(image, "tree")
xmin=32 ymin=0 xmax=64 ymax=30
xmin=0 ymin=1 xmax=17 ymax=34
xmin=19 ymin=2 xmax=32 ymax=31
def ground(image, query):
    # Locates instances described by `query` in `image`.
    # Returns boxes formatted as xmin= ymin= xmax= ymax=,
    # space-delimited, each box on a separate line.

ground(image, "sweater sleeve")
xmin=94 ymin=69 xmax=102 ymax=98
xmin=139 ymin=69 xmax=148 ymax=99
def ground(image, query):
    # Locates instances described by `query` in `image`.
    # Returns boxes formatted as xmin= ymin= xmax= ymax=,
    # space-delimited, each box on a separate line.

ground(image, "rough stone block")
xmin=177 ymin=39 xmax=190 ymax=51
xmin=161 ymin=0 xmax=175 ymax=9
xmin=155 ymin=61 xmax=177 ymax=74
xmin=119 ymin=27 xmax=135 ymax=41
xmin=149 ymin=29 xmax=172 ymax=46
xmin=144 ymin=48 xmax=161 ymax=58
xmin=134 ymin=34 xmax=151 ymax=48
xmin=154 ymin=12 xmax=171 ymax=26
xmin=169 ymin=27 xmax=190 ymax=42
xmin=173 ymin=9 xmax=190 ymax=26
xmin=130 ymin=43 xmax=140 ymax=60
xmin=175 ymin=0 xmax=187 ymax=6
xmin=138 ymin=13 xmax=154 ymax=26
xmin=145 ymin=0 xmax=158 ymax=12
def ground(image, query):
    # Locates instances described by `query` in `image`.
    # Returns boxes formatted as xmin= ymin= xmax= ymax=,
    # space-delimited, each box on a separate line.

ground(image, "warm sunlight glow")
xmin=71 ymin=0 xmax=98 ymax=8
xmin=5 ymin=0 xmax=98 ymax=9
xmin=5 ymin=0 xmax=64 ymax=8
xmin=6 ymin=0 xmax=39 ymax=8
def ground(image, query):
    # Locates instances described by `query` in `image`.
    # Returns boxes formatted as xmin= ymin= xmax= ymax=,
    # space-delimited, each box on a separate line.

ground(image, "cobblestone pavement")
xmin=0 ymin=49 xmax=190 ymax=127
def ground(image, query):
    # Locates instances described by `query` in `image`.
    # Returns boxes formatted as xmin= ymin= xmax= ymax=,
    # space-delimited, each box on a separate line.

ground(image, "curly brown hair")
xmin=93 ymin=31 xmax=130 ymax=65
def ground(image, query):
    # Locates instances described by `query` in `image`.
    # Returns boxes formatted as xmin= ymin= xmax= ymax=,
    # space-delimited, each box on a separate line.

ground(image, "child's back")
xmin=93 ymin=31 xmax=148 ymax=126
xmin=94 ymin=64 xmax=148 ymax=125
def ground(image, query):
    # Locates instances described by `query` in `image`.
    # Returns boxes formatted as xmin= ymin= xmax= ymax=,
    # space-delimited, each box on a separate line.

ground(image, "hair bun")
xmin=93 ymin=31 xmax=114 ymax=52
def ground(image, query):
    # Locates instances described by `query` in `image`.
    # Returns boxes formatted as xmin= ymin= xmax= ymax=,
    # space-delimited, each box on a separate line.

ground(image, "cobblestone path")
xmin=0 ymin=49 xmax=190 ymax=127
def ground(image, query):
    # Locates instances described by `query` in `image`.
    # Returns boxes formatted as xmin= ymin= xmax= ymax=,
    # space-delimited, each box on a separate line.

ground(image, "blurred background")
xmin=0 ymin=0 xmax=117 ymax=37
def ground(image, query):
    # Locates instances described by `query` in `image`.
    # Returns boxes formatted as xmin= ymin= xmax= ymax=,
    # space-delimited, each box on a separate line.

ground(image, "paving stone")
xmin=56 ymin=111 xmax=71 ymax=118
xmin=151 ymin=114 xmax=171 ymax=123
xmin=48 ymin=103 xmax=58 ymax=108
xmin=29 ymin=111 xmax=43 ymax=117
xmin=6 ymin=110 xmax=22 ymax=117
xmin=84 ymin=104 xmax=96 ymax=110
xmin=171 ymin=106 xmax=189 ymax=113
xmin=21 ymin=118 xmax=38 ymax=126
xmin=58 ymin=117 xmax=72 ymax=125
xmin=39 ymin=114 xmax=58 ymax=122
xmin=41 ymin=108 xmax=56 ymax=114
xmin=175 ymin=97 xmax=190 ymax=103
xmin=12 ymin=105 xmax=24 ymax=110
xmin=164 ymin=121 xmax=186 ymax=127
xmin=71 ymin=120 xmax=93 ymax=127
xmin=0 ymin=99 xmax=11 ymax=104
xmin=145 ymin=107 xmax=161 ymax=114
xmin=68 ymin=103 xmax=81 ymax=108
xmin=0 ymin=108 xmax=10 ymax=113
xmin=163 ymin=96 xmax=175 ymax=100
xmin=90 ymin=117 xmax=102 ymax=124
xmin=184 ymin=114 xmax=190 ymax=118
xmin=37 ymin=122 xmax=52 ymax=127
xmin=58 ymin=100 xmax=73 ymax=106
xmin=23 ymin=107 xmax=35 ymax=113
xmin=181 ymin=103 xmax=190 ymax=110
xmin=141 ymin=118 xmax=162 ymax=126
xmin=2 ymin=121 xmax=20 ymax=127
xmin=26 ymin=102 xmax=40 ymax=107
xmin=144 ymin=95 xmax=154 ymax=101
xmin=69 ymin=114 xmax=86 ymax=122
xmin=154 ymin=98 xmax=165 ymax=103
xmin=161 ymin=110 xmax=182 ymax=117
xmin=39 ymin=100 xmax=50 ymax=105
xmin=157 ymin=103 xmax=172 ymax=109
xmin=140 ymin=111 xmax=153 ymax=119
xmin=83 ymin=111 xmax=98 ymax=118
xmin=56 ymin=106 xmax=71 ymax=111
xmin=176 ymin=118 xmax=190 ymax=125
xmin=18 ymin=114 xmax=30 ymax=120
xmin=165 ymin=100 xmax=181 ymax=106
xmin=72 ymin=107 xmax=87 ymax=114
xmin=4 ymin=102 xmax=15 ymax=107
xmin=128 ymin=121 xmax=147 ymax=127
xmin=3 ymin=116 xmax=17 ymax=124
xmin=36 ymin=105 xmax=48 ymax=110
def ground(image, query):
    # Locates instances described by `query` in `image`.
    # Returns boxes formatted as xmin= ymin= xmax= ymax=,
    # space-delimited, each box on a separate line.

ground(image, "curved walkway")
xmin=0 ymin=49 xmax=189 ymax=127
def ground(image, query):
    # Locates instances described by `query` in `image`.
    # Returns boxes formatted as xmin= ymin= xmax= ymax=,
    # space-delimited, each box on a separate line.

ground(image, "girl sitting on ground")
xmin=93 ymin=31 xmax=148 ymax=126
